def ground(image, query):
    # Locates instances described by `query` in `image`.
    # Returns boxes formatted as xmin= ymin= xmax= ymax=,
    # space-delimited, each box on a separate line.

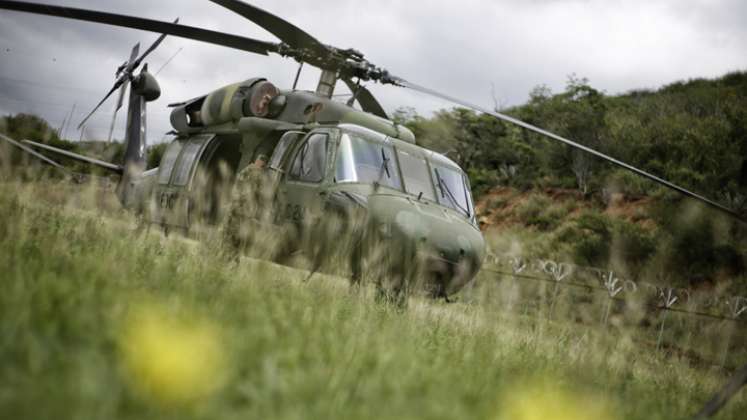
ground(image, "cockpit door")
xmin=276 ymin=129 xmax=337 ymax=225
xmin=269 ymin=131 xmax=305 ymax=172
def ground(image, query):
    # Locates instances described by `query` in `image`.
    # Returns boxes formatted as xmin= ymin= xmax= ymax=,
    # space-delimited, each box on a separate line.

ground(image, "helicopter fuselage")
xmin=127 ymin=80 xmax=486 ymax=296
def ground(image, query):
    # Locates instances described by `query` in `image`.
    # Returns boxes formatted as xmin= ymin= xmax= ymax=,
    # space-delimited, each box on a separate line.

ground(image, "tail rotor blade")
xmin=130 ymin=18 xmax=179 ymax=71
xmin=114 ymin=80 xmax=128 ymax=111
xmin=393 ymin=77 xmax=745 ymax=223
xmin=116 ymin=43 xmax=140 ymax=77
xmin=127 ymin=42 xmax=140 ymax=68
xmin=77 ymin=80 xmax=125 ymax=129
xmin=108 ymin=81 xmax=129 ymax=142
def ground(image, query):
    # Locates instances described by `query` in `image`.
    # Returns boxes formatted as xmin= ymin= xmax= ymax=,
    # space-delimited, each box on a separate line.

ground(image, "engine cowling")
xmin=169 ymin=78 xmax=283 ymax=133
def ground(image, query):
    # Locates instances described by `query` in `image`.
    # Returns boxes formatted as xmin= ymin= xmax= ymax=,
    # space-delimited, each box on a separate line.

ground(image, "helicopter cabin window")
xmin=157 ymin=141 xmax=184 ymax=185
xmin=269 ymin=131 xmax=304 ymax=171
xmin=397 ymin=150 xmax=436 ymax=201
xmin=172 ymin=140 xmax=204 ymax=186
xmin=335 ymin=133 xmax=402 ymax=190
xmin=431 ymin=164 xmax=473 ymax=219
xmin=289 ymin=133 xmax=327 ymax=183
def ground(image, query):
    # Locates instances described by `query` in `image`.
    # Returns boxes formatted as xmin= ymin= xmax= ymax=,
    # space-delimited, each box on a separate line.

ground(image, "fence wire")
xmin=483 ymin=253 xmax=747 ymax=324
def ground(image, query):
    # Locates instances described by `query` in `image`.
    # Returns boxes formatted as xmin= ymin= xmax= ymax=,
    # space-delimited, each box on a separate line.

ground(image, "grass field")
xmin=1 ymin=180 xmax=745 ymax=420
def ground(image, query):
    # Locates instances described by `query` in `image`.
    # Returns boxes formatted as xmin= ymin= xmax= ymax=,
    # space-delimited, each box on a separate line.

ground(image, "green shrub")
xmin=647 ymin=202 xmax=746 ymax=284
xmin=516 ymin=194 xmax=549 ymax=222
xmin=515 ymin=194 xmax=571 ymax=231
xmin=554 ymin=211 xmax=613 ymax=266
xmin=611 ymin=220 xmax=657 ymax=276
xmin=147 ymin=143 xmax=168 ymax=170
xmin=605 ymin=169 xmax=653 ymax=197
xmin=486 ymin=195 xmax=509 ymax=212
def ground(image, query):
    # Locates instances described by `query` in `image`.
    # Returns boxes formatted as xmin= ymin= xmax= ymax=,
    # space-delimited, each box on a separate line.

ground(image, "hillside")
xmin=398 ymin=71 xmax=747 ymax=203
xmin=398 ymin=72 xmax=747 ymax=289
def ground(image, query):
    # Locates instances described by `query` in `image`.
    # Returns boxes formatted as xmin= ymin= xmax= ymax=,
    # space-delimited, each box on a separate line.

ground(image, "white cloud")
xmin=0 ymin=0 xmax=745 ymax=143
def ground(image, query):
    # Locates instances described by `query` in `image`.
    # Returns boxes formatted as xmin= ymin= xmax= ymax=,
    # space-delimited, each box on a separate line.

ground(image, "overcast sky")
xmin=1 ymin=0 xmax=746 ymax=143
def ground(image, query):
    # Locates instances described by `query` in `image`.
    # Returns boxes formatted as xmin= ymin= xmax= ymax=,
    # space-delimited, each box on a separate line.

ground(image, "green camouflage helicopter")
xmin=0 ymin=0 xmax=744 ymax=300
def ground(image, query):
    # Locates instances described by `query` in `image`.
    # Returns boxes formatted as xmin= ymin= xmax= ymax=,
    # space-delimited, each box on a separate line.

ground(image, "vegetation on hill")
xmin=396 ymin=72 xmax=747 ymax=288
xmin=396 ymin=71 xmax=747 ymax=207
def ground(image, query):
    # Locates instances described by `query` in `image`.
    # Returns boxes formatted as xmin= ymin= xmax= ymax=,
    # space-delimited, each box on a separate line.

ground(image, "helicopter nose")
xmin=369 ymin=195 xmax=485 ymax=295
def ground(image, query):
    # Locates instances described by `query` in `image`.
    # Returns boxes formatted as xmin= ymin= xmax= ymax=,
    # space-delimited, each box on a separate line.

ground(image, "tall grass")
xmin=1 ymin=180 xmax=744 ymax=419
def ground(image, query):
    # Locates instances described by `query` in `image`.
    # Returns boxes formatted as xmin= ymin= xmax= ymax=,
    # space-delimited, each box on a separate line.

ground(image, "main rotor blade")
xmin=694 ymin=362 xmax=747 ymax=419
xmin=394 ymin=77 xmax=746 ymax=223
xmin=0 ymin=132 xmax=69 ymax=171
xmin=208 ymin=0 xmax=327 ymax=54
xmin=23 ymin=139 xmax=123 ymax=173
xmin=0 ymin=1 xmax=279 ymax=55
xmin=342 ymin=77 xmax=388 ymax=119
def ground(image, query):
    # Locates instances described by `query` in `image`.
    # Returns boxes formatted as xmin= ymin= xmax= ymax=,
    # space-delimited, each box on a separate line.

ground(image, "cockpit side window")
xmin=270 ymin=131 xmax=304 ymax=171
xmin=289 ymin=133 xmax=328 ymax=183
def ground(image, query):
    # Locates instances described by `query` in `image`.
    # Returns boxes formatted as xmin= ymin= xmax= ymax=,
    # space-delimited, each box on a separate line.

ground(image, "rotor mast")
xmin=316 ymin=69 xmax=337 ymax=98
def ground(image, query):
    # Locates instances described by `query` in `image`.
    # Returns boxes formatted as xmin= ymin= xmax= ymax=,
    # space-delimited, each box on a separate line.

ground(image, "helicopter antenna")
xmin=155 ymin=47 xmax=183 ymax=76
xmin=61 ymin=103 xmax=76 ymax=140
xmin=292 ymin=61 xmax=303 ymax=90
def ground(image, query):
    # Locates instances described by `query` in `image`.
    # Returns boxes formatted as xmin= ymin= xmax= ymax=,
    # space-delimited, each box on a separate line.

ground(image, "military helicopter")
xmin=0 ymin=0 xmax=744 ymax=300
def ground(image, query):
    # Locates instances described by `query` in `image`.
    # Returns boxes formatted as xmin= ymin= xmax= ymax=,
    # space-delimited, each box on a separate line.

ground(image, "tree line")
xmin=395 ymin=71 xmax=747 ymax=214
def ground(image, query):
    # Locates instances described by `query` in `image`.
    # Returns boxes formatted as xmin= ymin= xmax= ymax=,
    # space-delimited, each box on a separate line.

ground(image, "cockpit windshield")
xmin=397 ymin=149 xmax=436 ymax=201
xmin=431 ymin=164 xmax=473 ymax=219
xmin=335 ymin=133 xmax=402 ymax=190
xmin=334 ymin=128 xmax=476 ymax=224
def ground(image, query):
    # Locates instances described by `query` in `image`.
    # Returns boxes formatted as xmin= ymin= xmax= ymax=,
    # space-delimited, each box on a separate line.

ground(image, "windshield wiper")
xmin=378 ymin=147 xmax=391 ymax=180
xmin=435 ymin=168 xmax=471 ymax=218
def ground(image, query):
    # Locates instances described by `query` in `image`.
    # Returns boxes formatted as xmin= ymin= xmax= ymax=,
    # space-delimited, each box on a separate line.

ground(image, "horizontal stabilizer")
xmin=0 ymin=132 xmax=70 ymax=173
xmin=22 ymin=139 xmax=123 ymax=174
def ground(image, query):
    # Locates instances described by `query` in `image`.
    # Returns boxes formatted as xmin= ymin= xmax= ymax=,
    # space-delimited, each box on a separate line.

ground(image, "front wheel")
xmin=356 ymin=229 xmax=422 ymax=308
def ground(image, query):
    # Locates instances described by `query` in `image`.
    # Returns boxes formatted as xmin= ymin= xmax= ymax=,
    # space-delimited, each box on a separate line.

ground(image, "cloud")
xmin=1 ymin=0 xmax=745 ymax=143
